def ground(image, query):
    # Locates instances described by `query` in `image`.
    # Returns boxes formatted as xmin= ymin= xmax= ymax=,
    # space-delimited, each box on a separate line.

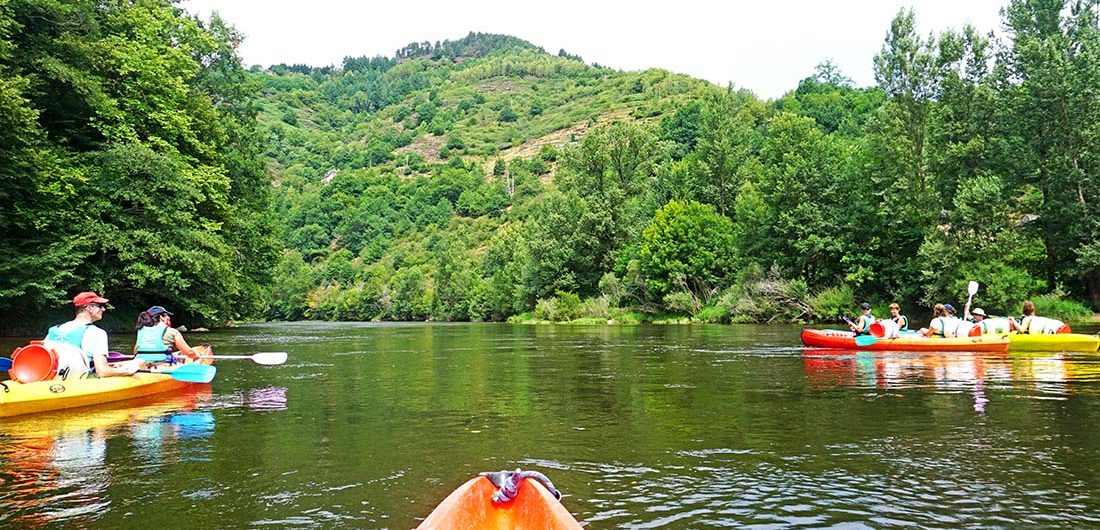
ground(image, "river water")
xmin=2 ymin=322 xmax=1100 ymax=529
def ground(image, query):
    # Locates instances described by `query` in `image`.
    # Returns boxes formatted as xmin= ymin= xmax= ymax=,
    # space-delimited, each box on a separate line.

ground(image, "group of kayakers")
xmin=41 ymin=291 xmax=197 ymax=379
xmin=847 ymin=299 xmax=1070 ymax=338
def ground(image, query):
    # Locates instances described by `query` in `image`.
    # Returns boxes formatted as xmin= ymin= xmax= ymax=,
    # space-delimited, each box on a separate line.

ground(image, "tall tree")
xmin=998 ymin=0 xmax=1100 ymax=304
xmin=873 ymin=8 xmax=943 ymax=196
xmin=694 ymin=88 xmax=763 ymax=215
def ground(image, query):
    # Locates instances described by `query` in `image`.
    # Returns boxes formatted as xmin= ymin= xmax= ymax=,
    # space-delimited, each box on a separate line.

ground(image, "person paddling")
xmin=1017 ymin=300 xmax=1071 ymax=334
xmin=848 ymin=302 xmax=875 ymax=335
xmin=44 ymin=291 xmax=145 ymax=377
xmin=134 ymin=305 xmax=198 ymax=362
xmin=968 ymin=308 xmax=1015 ymax=335
xmin=888 ymin=303 xmax=908 ymax=331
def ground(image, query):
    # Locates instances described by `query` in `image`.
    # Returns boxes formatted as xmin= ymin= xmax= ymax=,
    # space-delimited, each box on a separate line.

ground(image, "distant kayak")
xmin=417 ymin=470 xmax=582 ymax=530
xmin=1008 ymin=333 xmax=1099 ymax=352
xmin=801 ymin=329 xmax=1010 ymax=352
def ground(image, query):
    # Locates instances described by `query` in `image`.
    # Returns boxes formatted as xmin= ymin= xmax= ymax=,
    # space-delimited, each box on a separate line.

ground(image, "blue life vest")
xmin=46 ymin=322 xmax=93 ymax=366
xmin=135 ymin=323 xmax=171 ymax=361
xmin=46 ymin=322 xmax=89 ymax=348
xmin=855 ymin=314 xmax=875 ymax=334
xmin=930 ymin=317 xmax=947 ymax=337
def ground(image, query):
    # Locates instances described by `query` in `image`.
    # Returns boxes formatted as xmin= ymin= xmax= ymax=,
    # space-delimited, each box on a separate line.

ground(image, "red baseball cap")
xmin=73 ymin=291 xmax=109 ymax=307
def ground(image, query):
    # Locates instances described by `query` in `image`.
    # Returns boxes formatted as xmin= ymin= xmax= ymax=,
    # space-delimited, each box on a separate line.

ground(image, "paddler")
xmin=1017 ymin=300 xmax=1071 ymax=334
xmin=848 ymin=302 xmax=875 ymax=335
xmin=44 ymin=291 xmax=145 ymax=377
xmin=134 ymin=305 xmax=199 ymax=362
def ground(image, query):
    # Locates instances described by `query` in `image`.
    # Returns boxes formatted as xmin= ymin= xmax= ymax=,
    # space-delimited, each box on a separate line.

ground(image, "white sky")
xmin=179 ymin=0 xmax=1007 ymax=99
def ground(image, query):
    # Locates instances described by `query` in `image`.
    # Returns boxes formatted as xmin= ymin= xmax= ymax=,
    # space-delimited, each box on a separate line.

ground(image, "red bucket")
xmin=10 ymin=343 xmax=59 ymax=382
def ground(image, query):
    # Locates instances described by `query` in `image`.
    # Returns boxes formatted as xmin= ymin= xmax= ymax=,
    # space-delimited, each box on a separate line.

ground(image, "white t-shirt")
xmin=80 ymin=325 xmax=109 ymax=358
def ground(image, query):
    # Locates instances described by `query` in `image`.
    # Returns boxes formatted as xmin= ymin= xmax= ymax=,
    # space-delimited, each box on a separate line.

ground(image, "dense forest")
xmin=1 ymin=0 xmax=1098 ymax=331
xmin=0 ymin=0 xmax=277 ymax=331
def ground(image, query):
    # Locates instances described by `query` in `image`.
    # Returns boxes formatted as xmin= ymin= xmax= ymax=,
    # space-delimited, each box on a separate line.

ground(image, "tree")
xmin=873 ymin=8 xmax=942 ymax=196
xmin=694 ymin=88 xmax=763 ymax=214
xmin=735 ymin=113 xmax=857 ymax=287
xmin=639 ymin=200 xmax=737 ymax=300
xmin=997 ymin=0 xmax=1100 ymax=305
xmin=0 ymin=1 xmax=276 ymax=324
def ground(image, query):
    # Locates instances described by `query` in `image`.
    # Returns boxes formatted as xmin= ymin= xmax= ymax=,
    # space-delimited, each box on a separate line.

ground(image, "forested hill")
xmin=2 ymin=3 xmax=1098 ymax=331
xmin=254 ymin=11 xmax=1100 ymax=325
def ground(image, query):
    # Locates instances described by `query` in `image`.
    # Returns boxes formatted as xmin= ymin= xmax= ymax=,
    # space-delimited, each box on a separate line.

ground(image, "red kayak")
xmin=801 ymin=328 xmax=1010 ymax=352
xmin=417 ymin=470 xmax=582 ymax=530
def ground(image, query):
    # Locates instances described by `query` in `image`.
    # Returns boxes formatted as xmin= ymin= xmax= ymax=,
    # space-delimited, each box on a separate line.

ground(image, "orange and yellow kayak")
xmin=801 ymin=329 xmax=1010 ymax=352
xmin=417 ymin=471 xmax=582 ymax=530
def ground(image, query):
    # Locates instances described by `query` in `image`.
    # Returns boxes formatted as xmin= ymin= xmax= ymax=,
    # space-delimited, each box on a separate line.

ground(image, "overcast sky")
xmin=179 ymin=0 xmax=1008 ymax=99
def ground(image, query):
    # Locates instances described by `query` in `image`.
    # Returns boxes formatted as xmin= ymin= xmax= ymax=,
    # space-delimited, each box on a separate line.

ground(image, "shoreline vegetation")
xmin=2 ymin=3 xmax=1099 ymax=331
xmin=505 ymin=284 xmax=1095 ymax=326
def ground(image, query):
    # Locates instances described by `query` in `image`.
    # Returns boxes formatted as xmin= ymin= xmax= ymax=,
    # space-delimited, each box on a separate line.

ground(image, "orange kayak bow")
xmin=417 ymin=470 xmax=582 ymax=530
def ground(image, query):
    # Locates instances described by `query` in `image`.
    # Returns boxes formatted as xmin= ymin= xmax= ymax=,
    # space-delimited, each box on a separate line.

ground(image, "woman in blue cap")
xmin=133 ymin=305 xmax=199 ymax=362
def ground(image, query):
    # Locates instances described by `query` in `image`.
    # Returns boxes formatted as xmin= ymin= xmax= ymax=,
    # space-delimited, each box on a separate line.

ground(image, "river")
xmin=2 ymin=322 xmax=1100 ymax=528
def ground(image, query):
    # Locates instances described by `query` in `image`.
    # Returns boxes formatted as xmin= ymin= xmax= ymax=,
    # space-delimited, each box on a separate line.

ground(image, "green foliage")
xmin=85 ymin=3 xmax=1093 ymax=326
xmin=529 ymin=291 xmax=617 ymax=322
xmin=639 ymin=200 xmax=737 ymax=299
xmin=1027 ymin=289 xmax=1094 ymax=322
xmin=0 ymin=1 xmax=275 ymax=326
xmin=694 ymin=305 xmax=731 ymax=323
xmin=715 ymin=264 xmax=814 ymax=323
xmin=808 ymin=285 xmax=855 ymax=322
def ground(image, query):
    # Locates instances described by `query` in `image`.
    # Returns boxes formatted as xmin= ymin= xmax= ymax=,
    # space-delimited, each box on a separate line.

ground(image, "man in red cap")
xmin=44 ymin=291 xmax=145 ymax=377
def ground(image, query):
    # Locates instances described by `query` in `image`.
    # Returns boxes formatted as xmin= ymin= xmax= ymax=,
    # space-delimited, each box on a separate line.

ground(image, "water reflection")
xmin=0 ymin=389 xmax=213 ymax=528
xmin=803 ymin=349 xmax=1100 ymax=400
xmin=208 ymin=385 xmax=289 ymax=411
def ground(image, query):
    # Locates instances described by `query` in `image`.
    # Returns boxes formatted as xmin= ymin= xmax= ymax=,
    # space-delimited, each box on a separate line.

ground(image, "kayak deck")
xmin=1008 ymin=333 xmax=1100 ymax=352
xmin=418 ymin=474 xmax=582 ymax=530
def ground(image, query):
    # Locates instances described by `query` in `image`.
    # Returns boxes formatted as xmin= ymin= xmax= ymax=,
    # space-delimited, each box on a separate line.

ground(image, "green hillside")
xmin=252 ymin=18 xmax=1100 ymax=323
xmin=2 ymin=4 xmax=1098 ymax=330
xmin=254 ymin=32 xmax=728 ymax=321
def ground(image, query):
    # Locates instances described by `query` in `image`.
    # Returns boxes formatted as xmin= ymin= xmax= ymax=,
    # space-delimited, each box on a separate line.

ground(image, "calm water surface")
xmin=2 ymin=322 xmax=1100 ymax=529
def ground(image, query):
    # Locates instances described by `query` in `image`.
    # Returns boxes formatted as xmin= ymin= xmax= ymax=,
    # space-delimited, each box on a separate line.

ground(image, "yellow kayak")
xmin=1007 ymin=333 xmax=1100 ymax=352
xmin=1 ymin=349 xmax=214 ymax=418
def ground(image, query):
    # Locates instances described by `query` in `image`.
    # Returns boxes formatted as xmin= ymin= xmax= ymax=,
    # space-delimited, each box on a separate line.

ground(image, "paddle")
xmin=961 ymin=280 xmax=980 ymax=322
xmin=843 ymin=317 xmax=879 ymax=346
xmin=139 ymin=363 xmax=216 ymax=384
xmin=200 ymin=352 xmax=288 ymax=366
xmin=0 ymin=357 xmax=10 ymax=371
xmin=114 ymin=351 xmax=287 ymax=366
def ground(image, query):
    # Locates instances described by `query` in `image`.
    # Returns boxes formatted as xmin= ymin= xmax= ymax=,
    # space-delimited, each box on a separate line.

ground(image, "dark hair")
xmin=135 ymin=310 xmax=159 ymax=330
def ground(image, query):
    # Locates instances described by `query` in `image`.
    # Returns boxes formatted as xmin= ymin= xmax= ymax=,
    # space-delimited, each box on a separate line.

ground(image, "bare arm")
xmin=92 ymin=353 xmax=145 ymax=377
xmin=173 ymin=332 xmax=195 ymax=358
